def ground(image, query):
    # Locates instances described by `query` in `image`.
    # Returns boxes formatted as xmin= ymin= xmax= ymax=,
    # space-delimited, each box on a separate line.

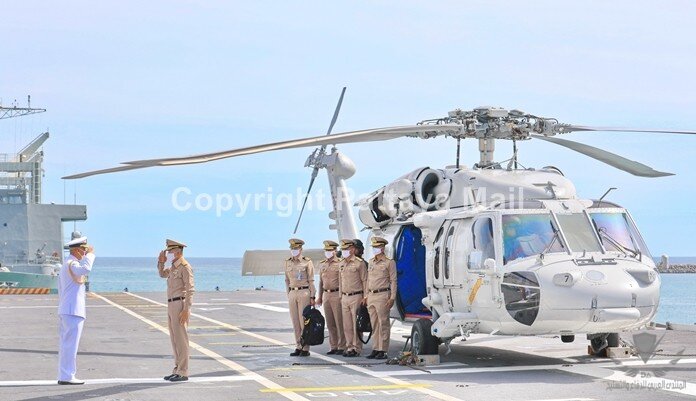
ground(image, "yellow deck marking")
xmin=261 ymin=383 xmax=430 ymax=392
xmin=122 ymin=291 xmax=465 ymax=401
xmin=468 ymin=277 xmax=483 ymax=304
xmin=92 ymin=292 xmax=309 ymax=401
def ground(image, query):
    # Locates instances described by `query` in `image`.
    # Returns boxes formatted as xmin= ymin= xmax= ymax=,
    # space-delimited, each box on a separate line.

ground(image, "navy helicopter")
xmin=65 ymin=91 xmax=695 ymax=356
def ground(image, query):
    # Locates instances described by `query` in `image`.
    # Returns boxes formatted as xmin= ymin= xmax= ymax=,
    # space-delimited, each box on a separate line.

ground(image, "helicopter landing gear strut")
xmin=587 ymin=332 xmax=620 ymax=356
xmin=411 ymin=319 xmax=440 ymax=355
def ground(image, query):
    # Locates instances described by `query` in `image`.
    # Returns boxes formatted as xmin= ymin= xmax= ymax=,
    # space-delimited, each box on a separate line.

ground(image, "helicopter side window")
xmin=444 ymin=226 xmax=455 ymax=280
xmin=433 ymin=226 xmax=444 ymax=280
xmin=472 ymin=217 xmax=495 ymax=263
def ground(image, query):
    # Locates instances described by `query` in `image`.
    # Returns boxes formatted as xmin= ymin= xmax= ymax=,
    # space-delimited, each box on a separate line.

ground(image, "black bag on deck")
xmin=301 ymin=305 xmax=325 ymax=346
xmin=356 ymin=304 xmax=373 ymax=344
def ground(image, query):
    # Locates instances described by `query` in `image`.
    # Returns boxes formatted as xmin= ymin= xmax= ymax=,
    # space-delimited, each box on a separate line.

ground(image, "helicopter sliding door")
xmin=435 ymin=219 xmax=468 ymax=312
xmin=393 ymin=225 xmax=430 ymax=319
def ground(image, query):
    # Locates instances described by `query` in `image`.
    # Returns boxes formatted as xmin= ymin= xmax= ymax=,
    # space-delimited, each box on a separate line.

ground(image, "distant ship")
xmin=0 ymin=99 xmax=86 ymax=294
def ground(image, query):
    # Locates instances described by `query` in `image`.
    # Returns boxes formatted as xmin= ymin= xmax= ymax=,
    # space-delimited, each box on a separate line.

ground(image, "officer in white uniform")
xmin=57 ymin=236 xmax=96 ymax=385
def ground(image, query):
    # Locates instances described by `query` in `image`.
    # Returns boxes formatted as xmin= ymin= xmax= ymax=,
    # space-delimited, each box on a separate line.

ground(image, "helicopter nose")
xmin=529 ymin=259 xmax=660 ymax=332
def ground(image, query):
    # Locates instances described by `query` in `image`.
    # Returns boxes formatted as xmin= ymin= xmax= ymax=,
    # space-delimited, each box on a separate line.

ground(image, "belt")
xmin=323 ymin=288 xmax=339 ymax=293
xmin=168 ymin=296 xmax=185 ymax=303
xmin=289 ymin=286 xmax=309 ymax=291
xmin=342 ymin=291 xmax=364 ymax=296
xmin=369 ymin=287 xmax=391 ymax=294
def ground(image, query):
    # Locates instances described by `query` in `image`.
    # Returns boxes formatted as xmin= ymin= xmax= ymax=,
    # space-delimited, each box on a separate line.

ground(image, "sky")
xmin=1 ymin=1 xmax=695 ymax=257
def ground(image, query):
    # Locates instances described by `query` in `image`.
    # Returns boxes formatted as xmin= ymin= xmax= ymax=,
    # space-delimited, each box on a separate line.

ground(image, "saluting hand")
xmin=316 ymin=298 xmax=322 ymax=307
xmin=179 ymin=309 xmax=190 ymax=325
xmin=158 ymin=250 xmax=166 ymax=264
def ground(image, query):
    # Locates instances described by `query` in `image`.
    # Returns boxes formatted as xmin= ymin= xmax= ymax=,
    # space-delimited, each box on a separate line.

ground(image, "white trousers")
xmin=58 ymin=314 xmax=85 ymax=381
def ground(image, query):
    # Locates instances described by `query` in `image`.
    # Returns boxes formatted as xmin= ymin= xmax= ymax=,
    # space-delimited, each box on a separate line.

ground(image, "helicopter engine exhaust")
xmin=358 ymin=167 xmax=452 ymax=227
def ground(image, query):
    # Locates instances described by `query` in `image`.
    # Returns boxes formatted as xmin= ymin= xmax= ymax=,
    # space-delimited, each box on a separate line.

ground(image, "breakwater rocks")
xmin=658 ymin=264 xmax=696 ymax=273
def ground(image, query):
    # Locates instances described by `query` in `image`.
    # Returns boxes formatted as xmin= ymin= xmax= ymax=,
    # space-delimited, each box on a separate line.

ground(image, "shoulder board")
xmin=302 ymin=256 xmax=310 ymax=261
xmin=320 ymin=259 xmax=327 ymax=263
xmin=355 ymin=257 xmax=364 ymax=262
xmin=285 ymin=257 xmax=292 ymax=261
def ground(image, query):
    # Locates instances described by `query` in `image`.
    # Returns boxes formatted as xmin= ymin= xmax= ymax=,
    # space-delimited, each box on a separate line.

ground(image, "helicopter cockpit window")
xmin=590 ymin=212 xmax=651 ymax=258
xmin=555 ymin=213 xmax=603 ymax=254
xmin=472 ymin=217 xmax=495 ymax=263
xmin=503 ymin=214 xmax=564 ymax=264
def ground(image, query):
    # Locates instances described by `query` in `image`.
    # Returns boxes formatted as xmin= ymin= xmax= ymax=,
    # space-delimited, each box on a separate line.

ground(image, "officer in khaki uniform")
xmin=157 ymin=239 xmax=195 ymax=382
xmin=365 ymin=237 xmax=397 ymax=360
xmin=316 ymin=240 xmax=345 ymax=355
xmin=284 ymin=238 xmax=316 ymax=356
xmin=338 ymin=239 xmax=367 ymax=357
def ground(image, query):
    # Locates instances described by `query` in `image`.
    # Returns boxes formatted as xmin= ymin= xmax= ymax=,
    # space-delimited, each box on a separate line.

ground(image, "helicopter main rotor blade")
xmin=122 ymin=124 xmax=459 ymax=166
xmin=62 ymin=164 xmax=156 ymax=179
xmin=63 ymin=124 xmax=459 ymax=179
xmin=560 ymin=125 xmax=696 ymax=135
xmin=531 ymin=134 xmax=674 ymax=177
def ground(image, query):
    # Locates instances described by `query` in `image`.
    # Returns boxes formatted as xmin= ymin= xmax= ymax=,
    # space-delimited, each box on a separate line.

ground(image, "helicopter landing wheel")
xmin=411 ymin=318 xmax=439 ymax=355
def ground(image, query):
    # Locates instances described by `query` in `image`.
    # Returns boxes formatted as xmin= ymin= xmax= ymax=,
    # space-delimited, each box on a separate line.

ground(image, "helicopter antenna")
xmin=293 ymin=87 xmax=346 ymax=234
xmin=598 ymin=187 xmax=617 ymax=206
xmin=513 ymin=139 xmax=518 ymax=169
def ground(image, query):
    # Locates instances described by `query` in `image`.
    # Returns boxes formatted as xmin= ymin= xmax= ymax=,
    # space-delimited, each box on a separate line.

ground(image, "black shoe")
xmin=290 ymin=349 xmax=302 ymax=356
xmin=366 ymin=350 xmax=379 ymax=359
xmin=164 ymin=374 xmax=177 ymax=381
xmin=300 ymin=350 xmax=310 ymax=357
xmin=375 ymin=351 xmax=387 ymax=360
xmin=327 ymin=349 xmax=339 ymax=355
xmin=169 ymin=374 xmax=188 ymax=382
xmin=57 ymin=379 xmax=85 ymax=385
xmin=345 ymin=349 xmax=358 ymax=357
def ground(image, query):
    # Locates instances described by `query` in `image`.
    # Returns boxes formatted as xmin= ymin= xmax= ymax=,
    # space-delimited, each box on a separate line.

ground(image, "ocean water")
xmin=87 ymin=257 xmax=696 ymax=324
xmin=88 ymin=257 xmax=287 ymax=293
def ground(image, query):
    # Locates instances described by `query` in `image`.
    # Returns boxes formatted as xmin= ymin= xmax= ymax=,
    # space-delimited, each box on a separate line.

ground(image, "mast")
xmin=0 ymin=95 xmax=46 ymax=120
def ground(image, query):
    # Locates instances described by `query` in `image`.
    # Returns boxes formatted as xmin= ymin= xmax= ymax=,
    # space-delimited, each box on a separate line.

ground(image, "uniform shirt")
xmin=367 ymin=255 xmax=398 ymax=301
xmin=318 ymin=257 xmax=341 ymax=291
xmin=158 ymin=257 xmax=195 ymax=311
xmin=338 ymin=256 xmax=367 ymax=295
xmin=284 ymin=256 xmax=316 ymax=297
xmin=58 ymin=253 xmax=96 ymax=318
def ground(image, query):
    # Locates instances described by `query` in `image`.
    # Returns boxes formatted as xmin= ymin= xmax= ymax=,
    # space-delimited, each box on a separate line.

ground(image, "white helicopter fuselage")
xmin=355 ymin=164 xmax=660 ymax=341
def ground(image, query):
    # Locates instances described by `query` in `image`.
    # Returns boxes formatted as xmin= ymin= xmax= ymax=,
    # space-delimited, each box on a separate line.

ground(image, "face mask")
xmin=166 ymin=252 xmax=175 ymax=264
xmin=324 ymin=251 xmax=335 ymax=259
xmin=291 ymin=249 xmax=301 ymax=257
xmin=373 ymin=247 xmax=383 ymax=255
xmin=343 ymin=249 xmax=351 ymax=258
